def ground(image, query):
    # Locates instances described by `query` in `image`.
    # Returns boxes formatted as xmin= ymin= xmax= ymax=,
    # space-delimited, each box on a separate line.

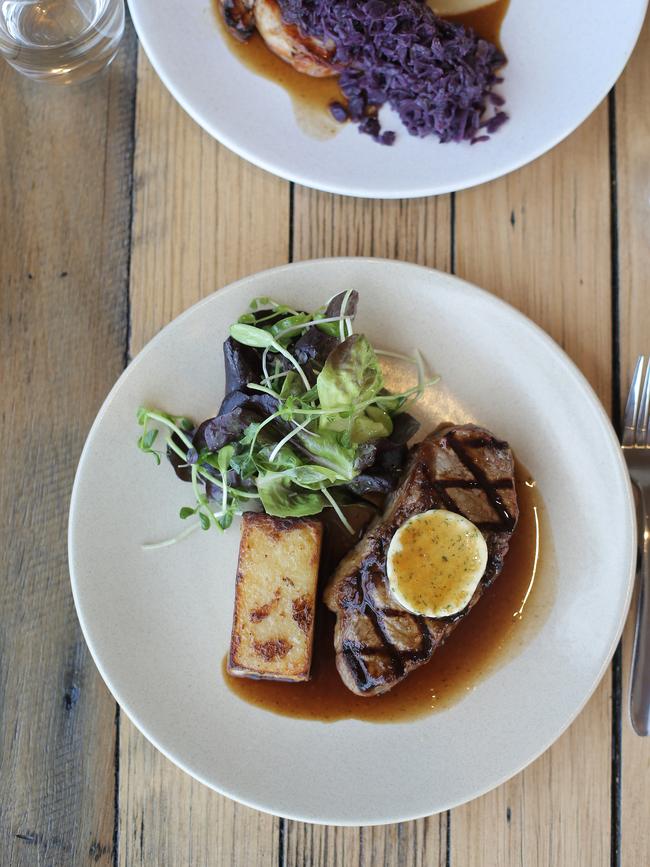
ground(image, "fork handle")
xmin=630 ymin=486 xmax=650 ymax=736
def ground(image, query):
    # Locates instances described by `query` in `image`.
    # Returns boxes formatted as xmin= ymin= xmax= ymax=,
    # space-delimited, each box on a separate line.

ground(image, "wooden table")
xmin=2 ymin=11 xmax=649 ymax=865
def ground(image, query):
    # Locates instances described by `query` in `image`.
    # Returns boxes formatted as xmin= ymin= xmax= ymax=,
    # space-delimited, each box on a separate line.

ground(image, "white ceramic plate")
xmin=125 ymin=0 xmax=648 ymax=197
xmin=69 ymin=259 xmax=635 ymax=825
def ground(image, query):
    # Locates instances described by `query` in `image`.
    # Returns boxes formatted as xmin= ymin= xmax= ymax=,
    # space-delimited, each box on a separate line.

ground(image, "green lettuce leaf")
xmin=254 ymin=443 xmax=303 ymax=472
xmin=317 ymin=334 xmax=383 ymax=411
xmin=294 ymin=428 xmax=358 ymax=480
xmin=256 ymin=471 xmax=325 ymax=518
xmin=350 ymin=405 xmax=393 ymax=444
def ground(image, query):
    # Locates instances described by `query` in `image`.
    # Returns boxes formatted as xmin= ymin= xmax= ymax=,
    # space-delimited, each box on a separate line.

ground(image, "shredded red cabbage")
xmin=277 ymin=0 xmax=507 ymax=145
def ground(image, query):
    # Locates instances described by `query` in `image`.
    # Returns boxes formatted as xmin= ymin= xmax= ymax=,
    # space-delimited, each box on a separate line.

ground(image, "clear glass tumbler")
xmin=0 ymin=0 xmax=124 ymax=83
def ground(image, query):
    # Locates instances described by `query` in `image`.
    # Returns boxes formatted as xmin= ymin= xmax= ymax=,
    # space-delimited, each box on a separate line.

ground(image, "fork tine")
xmin=635 ymin=357 xmax=650 ymax=445
xmin=623 ymin=356 xmax=644 ymax=446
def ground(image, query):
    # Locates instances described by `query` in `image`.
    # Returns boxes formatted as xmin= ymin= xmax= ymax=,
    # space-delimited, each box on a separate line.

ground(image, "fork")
xmin=623 ymin=356 xmax=650 ymax=736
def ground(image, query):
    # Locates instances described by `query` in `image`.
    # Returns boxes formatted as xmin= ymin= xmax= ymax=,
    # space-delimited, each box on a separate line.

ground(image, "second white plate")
xmin=126 ymin=0 xmax=648 ymax=197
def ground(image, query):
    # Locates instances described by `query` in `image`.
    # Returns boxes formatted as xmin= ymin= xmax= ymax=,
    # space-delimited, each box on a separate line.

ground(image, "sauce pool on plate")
xmin=444 ymin=0 xmax=510 ymax=48
xmin=213 ymin=10 xmax=343 ymax=140
xmin=223 ymin=467 xmax=554 ymax=722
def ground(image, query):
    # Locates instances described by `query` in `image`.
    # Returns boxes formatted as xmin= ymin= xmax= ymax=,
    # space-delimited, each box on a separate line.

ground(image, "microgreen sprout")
xmin=375 ymin=376 xmax=440 ymax=409
xmin=141 ymin=521 xmax=201 ymax=550
xmin=137 ymin=427 xmax=161 ymax=464
xmin=412 ymin=348 xmax=427 ymax=407
xmin=320 ymin=485 xmax=354 ymax=535
xmin=273 ymin=314 xmax=352 ymax=344
xmin=137 ymin=407 xmax=260 ymax=543
xmin=247 ymin=382 xmax=283 ymax=400
xmin=268 ymin=418 xmax=315 ymax=463
xmin=374 ymin=348 xmax=418 ymax=364
xmin=337 ymin=288 xmax=355 ymax=342
xmin=142 ymin=506 xmax=246 ymax=550
xmin=249 ymin=296 xmax=300 ymax=315
xmin=243 ymin=411 xmax=283 ymax=458
xmin=230 ymin=323 xmax=311 ymax=391
xmin=261 ymin=347 xmax=271 ymax=388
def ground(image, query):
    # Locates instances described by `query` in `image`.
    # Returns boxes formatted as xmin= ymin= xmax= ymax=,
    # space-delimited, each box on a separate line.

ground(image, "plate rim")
xmin=125 ymin=0 xmax=649 ymax=198
xmin=68 ymin=257 xmax=637 ymax=824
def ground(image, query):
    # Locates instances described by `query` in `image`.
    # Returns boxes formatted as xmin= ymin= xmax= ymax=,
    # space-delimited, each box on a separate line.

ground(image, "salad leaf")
xmin=231 ymin=322 xmax=312 ymax=391
xmin=315 ymin=334 xmax=387 ymax=444
xmin=317 ymin=334 xmax=383 ymax=412
xmin=204 ymin=468 xmax=256 ymax=501
xmin=283 ymin=464 xmax=341 ymax=489
xmin=217 ymin=389 xmax=279 ymax=419
xmin=292 ymin=327 xmax=337 ymax=375
xmin=254 ymin=443 xmax=303 ymax=472
xmin=193 ymin=408 xmax=251 ymax=453
xmin=293 ymin=428 xmax=358 ymax=480
xmin=217 ymin=444 xmax=235 ymax=474
xmin=222 ymin=337 xmax=263 ymax=395
xmin=257 ymin=471 xmax=326 ymax=518
xmin=372 ymin=392 xmax=405 ymax=414
xmin=316 ymin=290 xmax=359 ymax=337
xmin=228 ymin=450 xmax=257 ymax=479
xmin=388 ymin=412 xmax=421 ymax=444
xmin=326 ymin=289 xmax=358 ymax=318
xmin=350 ymin=405 xmax=393 ymax=444
xmin=346 ymin=472 xmax=396 ymax=495
xmin=279 ymin=371 xmax=304 ymax=400
xmin=249 ymin=297 xmax=298 ymax=316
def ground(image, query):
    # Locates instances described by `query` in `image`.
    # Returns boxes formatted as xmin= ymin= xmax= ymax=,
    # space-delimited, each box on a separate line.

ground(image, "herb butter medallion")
xmin=386 ymin=509 xmax=488 ymax=618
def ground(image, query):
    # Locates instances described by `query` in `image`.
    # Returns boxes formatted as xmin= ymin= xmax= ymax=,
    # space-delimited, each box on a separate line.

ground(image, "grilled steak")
xmin=323 ymin=424 xmax=519 ymax=696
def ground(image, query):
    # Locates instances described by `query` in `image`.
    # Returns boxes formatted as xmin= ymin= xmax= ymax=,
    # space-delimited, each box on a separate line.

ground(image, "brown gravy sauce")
xmin=212 ymin=0 xmax=510 ymax=138
xmin=224 ymin=466 xmax=555 ymax=722
xmin=213 ymin=11 xmax=342 ymax=139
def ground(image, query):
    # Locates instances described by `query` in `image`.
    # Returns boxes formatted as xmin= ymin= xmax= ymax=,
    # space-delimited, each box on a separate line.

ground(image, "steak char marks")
xmin=323 ymin=425 xmax=519 ymax=696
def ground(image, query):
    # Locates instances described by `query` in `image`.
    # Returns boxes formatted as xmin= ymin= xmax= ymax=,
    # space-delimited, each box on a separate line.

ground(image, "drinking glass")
xmin=0 ymin=0 xmax=124 ymax=83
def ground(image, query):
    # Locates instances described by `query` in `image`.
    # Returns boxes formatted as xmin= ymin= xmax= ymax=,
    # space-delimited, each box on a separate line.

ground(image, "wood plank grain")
xmin=616 ymin=12 xmax=650 ymax=867
xmin=119 ymin=745 xmax=280 ymax=867
xmin=292 ymin=191 xmax=451 ymax=266
xmin=285 ymin=186 xmax=451 ymax=866
xmin=283 ymin=816 xmax=447 ymax=867
xmin=121 ymin=52 xmax=290 ymax=866
xmin=0 ymin=29 xmax=137 ymax=867
xmin=452 ymin=104 xmax=613 ymax=866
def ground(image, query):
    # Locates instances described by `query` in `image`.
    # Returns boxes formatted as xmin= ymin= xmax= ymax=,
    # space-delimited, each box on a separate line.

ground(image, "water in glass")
xmin=0 ymin=0 xmax=124 ymax=83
